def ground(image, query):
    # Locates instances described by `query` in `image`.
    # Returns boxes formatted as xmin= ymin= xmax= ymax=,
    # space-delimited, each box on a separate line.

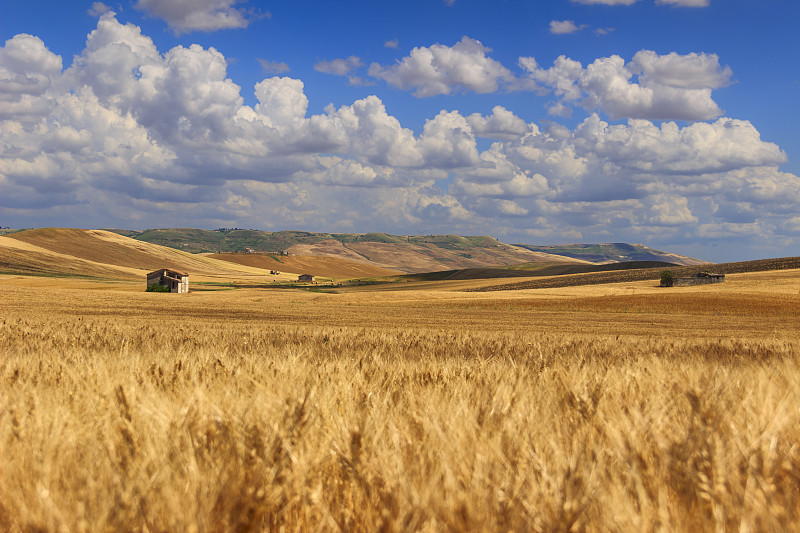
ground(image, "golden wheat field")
xmin=2 ymin=270 xmax=800 ymax=532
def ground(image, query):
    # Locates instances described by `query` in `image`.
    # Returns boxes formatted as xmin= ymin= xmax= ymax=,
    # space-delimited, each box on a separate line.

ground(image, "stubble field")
xmin=2 ymin=270 xmax=800 ymax=531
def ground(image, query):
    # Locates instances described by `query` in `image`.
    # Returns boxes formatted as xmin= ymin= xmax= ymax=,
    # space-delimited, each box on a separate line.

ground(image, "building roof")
xmin=147 ymin=268 xmax=188 ymax=277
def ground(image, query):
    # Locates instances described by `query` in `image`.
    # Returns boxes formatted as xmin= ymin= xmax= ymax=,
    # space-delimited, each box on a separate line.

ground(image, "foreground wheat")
xmin=2 ymin=312 xmax=799 ymax=532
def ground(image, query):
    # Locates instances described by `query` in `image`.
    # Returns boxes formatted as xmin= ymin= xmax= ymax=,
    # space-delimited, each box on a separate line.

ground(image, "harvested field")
xmin=2 ymin=268 xmax=800 ymax=531
xmin=2 ymin=228 xmax=256 ymax=279
xmin=469 ymin=256 xmax=800 ymax=291
xmin=210 ymin=252 xmax=401 ymax=279
xmin=287 ymin=239 xmax=587 ymax=273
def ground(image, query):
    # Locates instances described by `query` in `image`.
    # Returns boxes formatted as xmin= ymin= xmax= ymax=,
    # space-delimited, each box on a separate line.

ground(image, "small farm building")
xmin=298 ymin=274 xmax=315 ymax=282
xmin=666 ymin=271 xmax=725 ymax=287
xmin=147 ymin=268 xmax=189 ymax=293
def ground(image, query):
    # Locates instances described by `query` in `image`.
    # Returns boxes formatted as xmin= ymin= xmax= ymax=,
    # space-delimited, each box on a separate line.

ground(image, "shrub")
xmin=660 ymin=270 xmax=675 ymax=287
xmin=146 ymin=283 xmax=171 ymax=293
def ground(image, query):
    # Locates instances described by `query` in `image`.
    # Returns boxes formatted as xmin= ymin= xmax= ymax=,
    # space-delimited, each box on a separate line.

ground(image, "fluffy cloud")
xmin=134 ymin=0 xmax=257 ymax=33
xmin=0 ymin=34 xmax=62 ymax=121
xmin=368 ymin=37 xmax=515 ymax=97
xmin=448 ymin=114 xmax=795 ymax=237
xmin=549 ymin=20 xmax=587 ymax=34
xmin=572 ymin=0 xmax=638 ymax=5
xmin=314 ymin=56 xmax=363 ymax=76
xmin=573 ymin=0 xmax=709 ymax=5
xmin=257 ymin=59 xmax=289 ymax=74
xmin=521 ymin=50 xmax=731 ymax=120
xmin=466 ymin=106 xmax=529 ymax=140
xmin=656 ymin=0 xmax=709 ymax=6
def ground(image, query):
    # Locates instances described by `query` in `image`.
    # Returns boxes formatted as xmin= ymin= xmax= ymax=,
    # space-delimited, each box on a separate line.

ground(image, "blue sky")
xmin=2 ymin=0 xmax=799 ymax=261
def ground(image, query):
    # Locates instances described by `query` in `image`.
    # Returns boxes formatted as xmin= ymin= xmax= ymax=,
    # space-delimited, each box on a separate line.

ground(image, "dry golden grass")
xmin=0 ymin=229 xmax=283 ymax=283
xmin=2 ymin=272 xmax=800 ymax=531
xmin=210 ymin=253 xmax=402 ymax=279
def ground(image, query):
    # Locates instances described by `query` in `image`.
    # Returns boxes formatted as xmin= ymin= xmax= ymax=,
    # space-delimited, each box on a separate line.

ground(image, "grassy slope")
xmin=0 ymin=236 xmax=140 ymax=279
xmin=469 ymin=256 xmax=800 ymax=291
xmin=107 ymin=228 xmax=593 ymax=271
xmin=2 ymin=228 xmax=268 ymax=280
xmin=209 ymin=253 xmax=402 ymax=279
xmin=515 ymin=242 xmax=707 ymax=266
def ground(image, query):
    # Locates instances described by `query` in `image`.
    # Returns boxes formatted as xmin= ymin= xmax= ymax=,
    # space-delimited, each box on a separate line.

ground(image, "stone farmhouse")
xmin=298 ymin=274 xmax=315 ymax=282
xmin=147 ymin=268 xmax=189 ymax=293
xmin=666 ymin=272 xmax=725 ymax=287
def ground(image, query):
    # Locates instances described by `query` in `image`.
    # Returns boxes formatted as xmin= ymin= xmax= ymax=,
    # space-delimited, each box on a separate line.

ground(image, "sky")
xmin=1 ymin=0 xmax=799 ymax=262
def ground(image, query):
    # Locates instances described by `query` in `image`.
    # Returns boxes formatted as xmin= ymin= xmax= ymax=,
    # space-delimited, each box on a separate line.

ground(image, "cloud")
xmin=314 ymin=56 xmax=363 ymax=76
xmin=573 ymin=0 xmax=710 ymax=5
xmin=134 ymin=0 xmax=259 ymax=33
xmin=368 ymin=37 xmax=515 ymax=97
xmin=0 ymin=34 xmax=62 ymax=121
xmin=521 ymin=50 xmax=732 ymax=120
xmin=384 ymin=39 xmax=399 ymax=49
xmin=549 ymin=20 xmax=587 ymax=34
xmin=88 ymin=2 xmax=111 ymax=17
xmin=656 ymin=0 xmax=710 ymax=6
xmin=466 ymin=106 xmax=529 ymax=140
xmin=257 ymin=58 xmax=289 ymax=74
xmin=572 ymin=0 xmax=638 ymax=5
xmin=631 ymin=50 xmax=731 ymax=90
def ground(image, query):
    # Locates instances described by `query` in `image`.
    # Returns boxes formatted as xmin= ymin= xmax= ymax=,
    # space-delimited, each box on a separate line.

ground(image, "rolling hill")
xmin=104 ymin=228 xmax=704 ymax=271
xmin=1 ymin=227 xmax=709 ymax=283
xmin=514 ymin=243 xmax=707 ymax=265
xmin=468 ymin=256 xmax=800 ymax=292
xmin=208 ymin=253 xmax=401 ymax=279
xmin=0 ymin=228 xmax=270 ymax=281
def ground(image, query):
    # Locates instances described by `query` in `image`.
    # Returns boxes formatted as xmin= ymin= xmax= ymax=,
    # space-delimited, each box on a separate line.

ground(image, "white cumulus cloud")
xmin=521 ymin=50 xmax=732 ymax=120
xmin=134 ymin=0 xmax=257 ymax=33
xmin=656 ymin=0 xmax=710 ymax=6
xmin=549 ymin=20 xmax=587 ymax=34
xmin=368 ymin=37 xmax=515 ymax=97
xmin=314 ymin=56 xmax=363 ymax=76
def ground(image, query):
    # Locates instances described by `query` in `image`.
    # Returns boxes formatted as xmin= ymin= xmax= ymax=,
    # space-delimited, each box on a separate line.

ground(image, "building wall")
xmin=147 ymin=270 xmax=189 ymax=293
xmin=672 ymin=277 xmax=724 ymax=287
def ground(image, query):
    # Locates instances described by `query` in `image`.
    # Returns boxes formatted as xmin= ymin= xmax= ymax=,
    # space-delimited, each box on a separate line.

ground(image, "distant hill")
xmin=10 ymin=228 xmax=704 ymax=277
xmin=385 ymin=261 xmax=680 ymax=282
xmin=469 ymin=256 xmax=800 ymax=292
xmin=102 ymin=228 xmax=705 ymax=272
xmin=514 ymin=243 xmax=706 ymax=266
xmin=105 ymin=228 xmax=591 ymax=273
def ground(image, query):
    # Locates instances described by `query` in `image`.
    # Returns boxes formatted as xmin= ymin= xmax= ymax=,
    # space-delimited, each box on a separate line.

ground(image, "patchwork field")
xmin=2 ymin=266 xmax=800 ymax=531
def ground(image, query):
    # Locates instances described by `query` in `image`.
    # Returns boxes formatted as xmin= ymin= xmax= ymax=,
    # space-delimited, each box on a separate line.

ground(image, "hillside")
xmin=514 ymin=243 xmax=706 ymax=266
xmin=285 ymin=239 xmax=587 ymax=273
xmin=389 ymin=261 xmax=680 ymax=282
xmin=106 ymin=228 xmax=592 ymax=273
xmin=105 ymin=228 xmax=704 ymax=271
xmin=0 ymin=228 xmax=269 ymax=281
xmin=0 ymin=235 xmax=140 ymax=279
xmin=468 ymin=256 xmax=800 ymax=292
xmin=208 ymin=253 xmax=401 ymax=279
